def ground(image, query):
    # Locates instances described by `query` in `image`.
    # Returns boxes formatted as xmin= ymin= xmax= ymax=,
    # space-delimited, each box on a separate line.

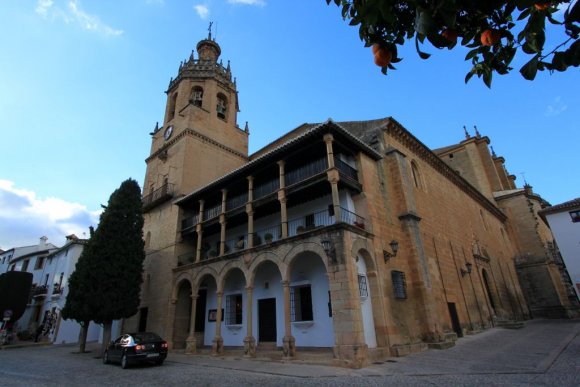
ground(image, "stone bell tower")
xmin=132 ymin=31 xmax=249 ymax=338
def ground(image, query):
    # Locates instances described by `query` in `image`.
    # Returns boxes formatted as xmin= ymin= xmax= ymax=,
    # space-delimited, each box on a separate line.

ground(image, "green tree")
xmin=61 ymin=228 xmax=94 ymax=353
xmin=64 ymin=179 xmax=145 ymax=355
xmin=326 ymin=0 xmax=580 ymax=86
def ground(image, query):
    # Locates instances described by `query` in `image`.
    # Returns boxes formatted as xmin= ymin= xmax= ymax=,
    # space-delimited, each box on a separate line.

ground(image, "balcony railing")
xmin=254 ymin=179 xmax=279 ymax=200
xmin=52 ymin=283 xmax=63 ymax=296
xmin=33 ymin=284 xmax=48 ymax=298
xmin=181 ymin=214 xmax=199 ymax=232
xmin=285 ymin=157 xmax=328 ymax=186
xmin=288 ymin=208 xmax=334 ymax=236
xmin=226 ymin=193 xmax=248 ymax=211
xmin=341 ymin=208 xmax=371 ymax=232
xmin=142 ymin=183 xmax=174 ymax=210
xmin=334 ymin=157 xmax=358 ymax=181
xmin=253 ymin=224 xmax=283 ymax=245
xmin=203 ymin=204 xmax=222 ymax=222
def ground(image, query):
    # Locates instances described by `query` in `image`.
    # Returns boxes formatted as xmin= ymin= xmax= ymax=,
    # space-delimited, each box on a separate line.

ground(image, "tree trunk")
xmin=78 ymin=320 xmax=89 ymax=353
xmin=101 ymin=321 xmax=112 ymax=357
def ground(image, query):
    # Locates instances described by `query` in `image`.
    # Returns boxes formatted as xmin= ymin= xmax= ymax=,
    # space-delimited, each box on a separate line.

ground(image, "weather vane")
xmin=208 ymin=21 xmax=213 ymax=39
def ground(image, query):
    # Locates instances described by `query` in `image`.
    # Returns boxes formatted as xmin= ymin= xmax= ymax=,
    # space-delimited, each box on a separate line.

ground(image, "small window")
xmin=305 ymin=213 xmax=315 ymax=229
xmin=225 ymin=294 xmax=243 ymax=325
xmin=216 ymin=94 xmax=227 ymax=119
xmin=358 ymin=274 xmax=368 ymax=298
xmin=290 ymin=285 xmax=313 ymax=322
xmin=570 ymin=210 xmax=580 ymax=223
xmin=191 ymin=86 xmax=203 ymax=107
xmin=22 ymin=259 xmax=29 ymax=272
xmin=391 ymin=271 xmax=407 ymax=299
xmin=168 ymin=92 xmax=177 ymax=120
xmin=34 ymin=257 xmax=45 ymax=270
xmin=411 ymin=161 xmax=421 ymax=189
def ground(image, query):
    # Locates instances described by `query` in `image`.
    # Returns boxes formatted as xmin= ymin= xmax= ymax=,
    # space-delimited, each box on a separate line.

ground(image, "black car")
xmin=103 ymin=332 xmax=168 ymax=369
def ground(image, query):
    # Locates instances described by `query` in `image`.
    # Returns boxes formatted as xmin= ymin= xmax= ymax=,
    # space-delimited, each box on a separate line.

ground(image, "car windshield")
xmin=131 ymin=332 xmax=162 ymax=343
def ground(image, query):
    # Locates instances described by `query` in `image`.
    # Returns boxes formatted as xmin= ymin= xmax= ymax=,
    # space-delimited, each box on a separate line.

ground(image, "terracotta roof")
xmin=175 ymin=119 xmax=382 ymax=205
xmin=539 ymin=197 xmax=580 ymax=216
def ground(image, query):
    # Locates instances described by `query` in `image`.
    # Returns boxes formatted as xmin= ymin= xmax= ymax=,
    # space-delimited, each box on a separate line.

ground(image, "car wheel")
xmin=103 ymin=351 xmax=109 ymax=365
xmin=155 ymin=359 xmax=164 ymax=366
xmin=121 ymin=354 xmax=129 ymax=369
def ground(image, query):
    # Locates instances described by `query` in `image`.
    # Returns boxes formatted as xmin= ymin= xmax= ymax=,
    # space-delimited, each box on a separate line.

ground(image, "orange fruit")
xmin=442 ymin=29 xmax=458 ymax=44
xmin=534 ymin=3 xmax=550 ymax=10
xmin=480 ymin=29 xmax=501 ymax=46
xmin=374 ymin=47 xmax=392 ymax=67
xmin=372 ymin=43 xmax=381 ymax=55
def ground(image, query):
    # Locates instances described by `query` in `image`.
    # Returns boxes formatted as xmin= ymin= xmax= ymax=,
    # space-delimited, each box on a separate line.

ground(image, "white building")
xmin=6 ymin=236 xmax=109 ymax=344
xmin=540 ymin=198 xmax=580 ymax=301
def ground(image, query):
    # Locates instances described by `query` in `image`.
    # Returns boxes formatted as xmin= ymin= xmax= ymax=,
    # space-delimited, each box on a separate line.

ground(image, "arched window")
xmin=168 ymin=92 xmax=178 ymax=120
xmin=191 ymin=86 xmax=203 ymax=107
xmin=216 ymin=94 xmax=227 ymax=120
xmin=410 ymin=160 xmax=422 ymax=189
xmin=480 ymin=209 xmax=489 ymax=231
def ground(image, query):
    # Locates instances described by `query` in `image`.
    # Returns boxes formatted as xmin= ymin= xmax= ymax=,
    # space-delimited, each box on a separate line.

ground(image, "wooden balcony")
xmin=143 ymin=183 xmax=174 ymax=212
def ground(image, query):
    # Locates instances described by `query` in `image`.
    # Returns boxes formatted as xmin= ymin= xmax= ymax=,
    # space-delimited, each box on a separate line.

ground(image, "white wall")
xmin=546 ymin=211 xmax=580 ymax=300
xmin=356 ymin=255 xmax=377 ymax=348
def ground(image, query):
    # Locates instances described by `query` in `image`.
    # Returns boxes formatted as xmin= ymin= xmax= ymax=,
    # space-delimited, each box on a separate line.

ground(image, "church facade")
xmin=124 ymin=35 xmax=577 ymax=368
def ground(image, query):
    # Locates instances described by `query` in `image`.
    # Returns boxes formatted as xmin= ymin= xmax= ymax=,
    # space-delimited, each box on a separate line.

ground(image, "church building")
xmin=124 ymin=34 xmax=577 ymax=368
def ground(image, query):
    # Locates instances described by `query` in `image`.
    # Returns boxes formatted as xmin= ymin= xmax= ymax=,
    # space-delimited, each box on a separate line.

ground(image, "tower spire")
xmin=463 ymin=125 xmax=471 ymax=139
xmin=208 ymin=21 xmax=213 ymax=40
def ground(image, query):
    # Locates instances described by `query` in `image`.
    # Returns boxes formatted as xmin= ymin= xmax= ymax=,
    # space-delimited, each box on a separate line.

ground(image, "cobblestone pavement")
xmin=0 ymin=319 xmax=578 ymax=386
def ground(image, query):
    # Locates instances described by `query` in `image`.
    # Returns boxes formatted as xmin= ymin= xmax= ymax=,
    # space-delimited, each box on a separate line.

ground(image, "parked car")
xmin=103 ymin=332 xmax=168 ymax=369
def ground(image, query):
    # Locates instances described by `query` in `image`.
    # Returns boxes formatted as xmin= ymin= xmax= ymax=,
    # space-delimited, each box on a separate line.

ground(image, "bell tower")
xmin=135 ymin=31 xmax=249 ymax=338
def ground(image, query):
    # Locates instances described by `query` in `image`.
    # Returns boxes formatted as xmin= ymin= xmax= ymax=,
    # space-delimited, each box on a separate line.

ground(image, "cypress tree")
xmin=89 ymin=179 xmax=145 ymax=354
xmin=65 ymin=178 xmax=145 ymax=355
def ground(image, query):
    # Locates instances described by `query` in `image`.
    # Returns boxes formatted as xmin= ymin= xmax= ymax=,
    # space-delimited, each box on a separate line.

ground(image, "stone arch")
xmin=219 ymin=259 xmax=250 ymax=288
xmin=354 ymin=247 xmax=381 ymax=349
xmin=193 ymin=271 xmax=219 ymax=348
xmin=286 ymin=249 xmax=335 ymax=348
xmin=216 ymin=93 xmax=228 ymax=120
xmin=193 ymin=266 xmax=220 ymax=293
xmin=190 ymin=85 xmax=203 ymax=107
xmin=252 ymin=258 xmax=284 ymax=345
xmin=173 ymin=277 xmax=193 ymax=349
xmin=410 ymin=159 xmax=422 ymax=189
xmin=247 ymin=251 xmax=283 ymax=285
xmin=282 ymin=241 xmax=329 ymax=281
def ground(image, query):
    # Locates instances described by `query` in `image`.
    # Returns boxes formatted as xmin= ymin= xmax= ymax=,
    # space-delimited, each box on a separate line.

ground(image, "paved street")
xmin=0 ymin=319 xmax=579 ymax=386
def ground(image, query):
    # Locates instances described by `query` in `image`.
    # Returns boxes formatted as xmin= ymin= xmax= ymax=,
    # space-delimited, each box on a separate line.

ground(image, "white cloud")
xmin=35 ymin=0 xmax=123 ymax=37
xmin=35 ymin=0 xmax=54 ymax=18
xmin=228 ymin=0 xmax=266 ymax=5
xmin=194 ymin=4 xmax=210 ymax=19
xmin=0 ymin=180 xmax=100 ymax=250
xmin=545 ymin=96 xmax=568 ymax=117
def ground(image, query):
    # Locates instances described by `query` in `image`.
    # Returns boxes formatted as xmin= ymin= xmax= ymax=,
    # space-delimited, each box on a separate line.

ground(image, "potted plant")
xmin=264 ymin=233 xmax=273 ymax=243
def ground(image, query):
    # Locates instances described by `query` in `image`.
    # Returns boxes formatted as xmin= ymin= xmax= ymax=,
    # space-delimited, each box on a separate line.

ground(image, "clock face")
xmin=163 ymin=125 xmax=173 ymax=141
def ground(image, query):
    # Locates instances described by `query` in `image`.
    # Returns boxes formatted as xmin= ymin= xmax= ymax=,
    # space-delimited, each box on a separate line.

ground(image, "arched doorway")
xmin=221 ymin=268 xmax=247 ymax=347
xmin=197 ymin=274 xmax=218 ymax=347
xmin=356 ymin=253 xmax=377 ymax=348
xmin=482 ymin=269 xmax=496 ymax=315
xmin=288 ymin=251 xmax=334 ymax=347
xmin=173 ymin=279 xmax=192 ymax=349
xmin=253 ymin=260 xmax=283 ymax=347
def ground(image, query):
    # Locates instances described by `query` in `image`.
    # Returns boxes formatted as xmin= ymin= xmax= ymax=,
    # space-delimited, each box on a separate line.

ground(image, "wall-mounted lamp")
xmin=321 ymin=239 xmax=337 ymax=263
xmin=383 ymin=240 xmax=399 ymax=263
xmin=461 ymin=262 xmax=473 ymax=276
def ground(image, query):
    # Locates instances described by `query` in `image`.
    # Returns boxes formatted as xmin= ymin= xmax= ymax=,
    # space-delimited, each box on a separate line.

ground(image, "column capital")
xmin=277 ymin=160 xmax=285 ymax=167
xmin=323 ymin=133 xmax=334 ymax=143
xmin=281 ymin=280 xmax=290 ymax=288
xmin=190 ymin=294 xmax=198 ymax=301
xmin=245 ymin=286 xmax=254 ymax=292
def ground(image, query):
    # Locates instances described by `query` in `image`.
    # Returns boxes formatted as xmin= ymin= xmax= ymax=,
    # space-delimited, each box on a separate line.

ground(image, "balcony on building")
xmin=142 ymin=182 xmax=175 ymax=212
xmin=175 ymin=123 xmax=379 ymax=268
xmin=32 ymin=284 xmax=49 ymax=299
xmin=51 ymin=283 xmax=64 ymax=298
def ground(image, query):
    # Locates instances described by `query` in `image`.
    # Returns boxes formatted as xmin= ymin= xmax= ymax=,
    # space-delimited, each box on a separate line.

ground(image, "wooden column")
xmin=185 ymin=294 xmax=198 ymax=354
xmin=243 ymin=286 xmax=256 ymax=357
xmin=277 ymin=160 xmax=288 ymax=238
xmin=195 ymin=200 xmax=205 ymax=263
xmin=282 ymin=281 xmax=295 ymax=358
xmin=219 ymin=189 xmax=227 ymax=256
xmin=212 ymin=292 xmax=224 ymax=355
xmin=324 ymin=134 xmax=342 ymax=222
xmin=246 ymin=176 xmax=254 ymax=248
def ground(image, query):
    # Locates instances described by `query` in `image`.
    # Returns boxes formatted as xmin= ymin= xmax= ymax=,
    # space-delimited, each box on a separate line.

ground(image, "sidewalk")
xmin=167 ymin=319 xmax=580 ymax=378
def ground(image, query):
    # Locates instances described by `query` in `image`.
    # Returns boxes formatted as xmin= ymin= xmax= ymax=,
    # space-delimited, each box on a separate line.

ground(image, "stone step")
xmin=258 ymin=342 xmax=277 ymax=351
xmin=427 ymin=341 xmax=456 ymax=350
xmin=496 ymin=320 xmax=525 ymax=329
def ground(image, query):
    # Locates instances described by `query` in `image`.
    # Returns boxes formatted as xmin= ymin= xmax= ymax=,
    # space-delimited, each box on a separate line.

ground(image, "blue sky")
xmin=1 ymin=0 xmax=578 ymax=249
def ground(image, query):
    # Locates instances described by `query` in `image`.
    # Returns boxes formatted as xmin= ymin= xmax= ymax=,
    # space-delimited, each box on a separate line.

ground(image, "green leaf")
xmin=415 ymin=36 xmax=431 ymax=59
xmin=465 ymin=69 xmax=476 ymax=84
xmin=483 ymin=69 xmax=493 ymax=88
xmin=520 ymin=56 xmax=539 ymax=80
xmin=465 ymin=48 xmax=479 ymax=60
